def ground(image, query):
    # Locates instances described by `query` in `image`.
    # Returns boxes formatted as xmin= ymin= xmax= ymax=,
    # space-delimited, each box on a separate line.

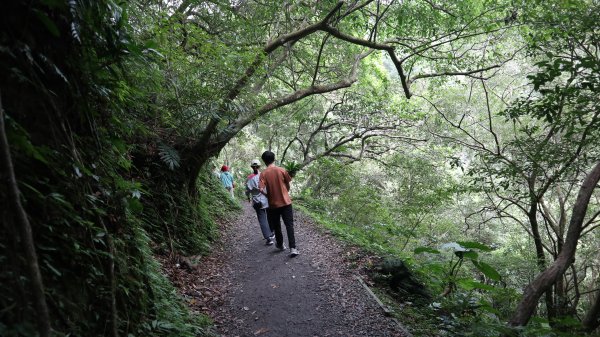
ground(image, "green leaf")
xmin=6 ymin=125 xmax=49 ymax=164
xmin=457 ymin=241 xmax=494 ymax=252
xmin=43 ymin=259 xmax=62 ymax=276
xmin=283 ymin=161 xmax=301 ymax=174
xmin=472 ymin=260 xmax=502 ymax=281
xmin=143 ymin=48 xmax=165 ymax=58
xmin=461 ymin=251 xmax=479 ymax=260
xmin=456 ymin=278 xmax=495 ymax=291
xmin=127 ymin=198 xmax=144 ymax=214
xmin=111 ymin=137 xmax=127 ymax=152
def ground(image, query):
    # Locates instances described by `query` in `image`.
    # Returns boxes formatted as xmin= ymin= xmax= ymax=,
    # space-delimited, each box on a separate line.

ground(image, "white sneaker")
xmin=290 ymin=248 xmax=299 ymax=257
xmin=276 ymin=243 xmax=287 ymax=251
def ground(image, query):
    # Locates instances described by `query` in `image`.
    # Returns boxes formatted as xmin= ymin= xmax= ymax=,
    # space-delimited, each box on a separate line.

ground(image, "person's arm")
xmin=283 ymin=170 xmax=292 ymax=191
xmin=258 ymin=174 xmax=268 ymax=195
xmin=244 ymin=179 xmax=251 ymax=200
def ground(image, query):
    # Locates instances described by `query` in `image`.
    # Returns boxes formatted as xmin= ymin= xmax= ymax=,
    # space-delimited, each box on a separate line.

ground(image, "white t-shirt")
xmin=246 ymin=173 xmax=269 ymax=209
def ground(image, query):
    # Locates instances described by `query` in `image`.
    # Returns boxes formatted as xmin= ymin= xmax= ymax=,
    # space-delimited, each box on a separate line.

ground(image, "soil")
xmin=163 ymin=203 xmax=412 ymax=337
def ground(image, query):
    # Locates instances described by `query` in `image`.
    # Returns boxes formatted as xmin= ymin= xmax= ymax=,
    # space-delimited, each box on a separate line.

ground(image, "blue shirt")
xmin=220 ymin=171 xmax=233 ymax=188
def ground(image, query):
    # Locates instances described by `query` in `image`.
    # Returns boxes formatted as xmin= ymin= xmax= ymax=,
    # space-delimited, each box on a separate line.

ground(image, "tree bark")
xmin=583 ymin=288 xmax=600 ymax=332
xmin=508 ymin=160 xmax=600 ymax=328
xmin=526 ymin=179 xmax=556 ymax=321
xmin=0 ymin=94 xmax=51 ymax=337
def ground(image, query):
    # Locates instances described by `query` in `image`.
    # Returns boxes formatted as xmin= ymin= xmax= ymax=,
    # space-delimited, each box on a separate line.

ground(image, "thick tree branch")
xmin=312 ymin=34 xmax=331 ymax=86
xmin=410 ymin=63 xmax=503 ymax=82
xmin=214 ymin=51 xmax=370 ymax=147
xmin=321 ymin=25 xmax=412 ymax=97
xmin=230 ymin=1 xmax=343 ymax=100
xmin=196 ymin=1 xmax=345 ymax=149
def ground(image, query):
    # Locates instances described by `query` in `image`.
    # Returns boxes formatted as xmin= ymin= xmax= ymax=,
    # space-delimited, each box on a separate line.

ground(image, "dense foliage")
xmin=0 ymin=1 xmax=237 ymax=336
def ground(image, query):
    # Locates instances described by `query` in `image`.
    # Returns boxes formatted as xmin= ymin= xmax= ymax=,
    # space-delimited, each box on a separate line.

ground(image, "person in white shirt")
xmin=245 ymin=159 xmax=274 ymax=245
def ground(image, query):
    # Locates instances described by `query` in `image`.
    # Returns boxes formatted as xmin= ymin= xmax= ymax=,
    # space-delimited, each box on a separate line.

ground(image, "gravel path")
xmin=165 ymin=203 xmax=411 ymax=337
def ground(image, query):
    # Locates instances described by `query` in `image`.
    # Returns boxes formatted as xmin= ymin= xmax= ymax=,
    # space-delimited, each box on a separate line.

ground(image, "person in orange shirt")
xmin=259 ymin=151 xmax=299 ymax=257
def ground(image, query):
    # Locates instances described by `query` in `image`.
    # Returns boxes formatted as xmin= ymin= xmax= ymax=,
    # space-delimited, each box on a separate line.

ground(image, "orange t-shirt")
xmin=259 ymin=165 xmax=292 ymax=208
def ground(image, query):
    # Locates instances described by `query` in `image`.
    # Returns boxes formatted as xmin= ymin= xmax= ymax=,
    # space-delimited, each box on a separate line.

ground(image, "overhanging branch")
xmin=216 ymin=51 xmax=371 ymax=144
xmin=321 ymin=25 xmax=412 ymax=98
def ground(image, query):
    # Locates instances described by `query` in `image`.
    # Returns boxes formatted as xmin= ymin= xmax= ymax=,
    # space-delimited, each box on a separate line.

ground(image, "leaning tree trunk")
xmin=582 ymin=280 xmax=600 ymax=332
xmin=508 ymin=161 xmax=600 ymax=328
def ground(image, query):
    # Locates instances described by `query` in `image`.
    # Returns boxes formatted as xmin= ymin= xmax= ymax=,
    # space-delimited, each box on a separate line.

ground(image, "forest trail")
xmin=166 ymin=203 xmax=411 ymax=337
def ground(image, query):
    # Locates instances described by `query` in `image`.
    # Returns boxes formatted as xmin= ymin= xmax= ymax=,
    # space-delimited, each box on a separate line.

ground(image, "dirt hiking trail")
xmin=166 ymin=204 xmax=412 ymax=337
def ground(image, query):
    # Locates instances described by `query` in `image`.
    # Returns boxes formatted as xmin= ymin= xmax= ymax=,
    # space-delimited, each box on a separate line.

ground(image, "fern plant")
xmin=283 ymin=161 xmax=301 ymax=177
xmin=158 ymin=144 xmax=180 ymax=170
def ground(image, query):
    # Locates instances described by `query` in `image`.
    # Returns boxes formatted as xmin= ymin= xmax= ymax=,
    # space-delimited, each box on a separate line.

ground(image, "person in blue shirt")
xmin=220 ymin=165 xmax=234 ymax=198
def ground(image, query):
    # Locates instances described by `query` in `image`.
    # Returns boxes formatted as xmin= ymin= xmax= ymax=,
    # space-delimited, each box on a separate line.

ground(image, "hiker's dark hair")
xmin=261 ymin=151 xmax=275 ymax=165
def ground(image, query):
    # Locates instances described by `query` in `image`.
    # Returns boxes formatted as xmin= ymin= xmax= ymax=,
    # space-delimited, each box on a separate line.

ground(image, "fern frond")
xmin=158 ymin=143 xmax=180 ymax=170
xmin=283 ymin=161 xmax=301 ymax=176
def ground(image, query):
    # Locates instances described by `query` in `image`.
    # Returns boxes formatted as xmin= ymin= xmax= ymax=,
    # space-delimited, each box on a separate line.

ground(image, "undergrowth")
xmin=295 ymin=201 xmax=405 ymax=258
xmin=142 ymin=166 xmax=240 ymax=256
xmin=296 ymin=200 xmax=578 ymax=336
xmin=0 ymin=2 xmax=238 ymax=335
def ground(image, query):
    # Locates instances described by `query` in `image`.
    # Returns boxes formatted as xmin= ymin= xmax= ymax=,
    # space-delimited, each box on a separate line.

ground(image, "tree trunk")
xmin=527 ymin=190 xmax=555 ymax=320
xmin=528 ymin=201 xmax=547 ymax=272
xmin=508 ymin=161 xmax=600 ymax=328
xmin=553 ymin=195 xmax=567 ymax=320
xmin=0 ymin=95 xmax=51 ymax=337
xmin=183 ymin=147 xmax=218 ymax=194
xmin=582 ymin=287 xmax=600 ymax=332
